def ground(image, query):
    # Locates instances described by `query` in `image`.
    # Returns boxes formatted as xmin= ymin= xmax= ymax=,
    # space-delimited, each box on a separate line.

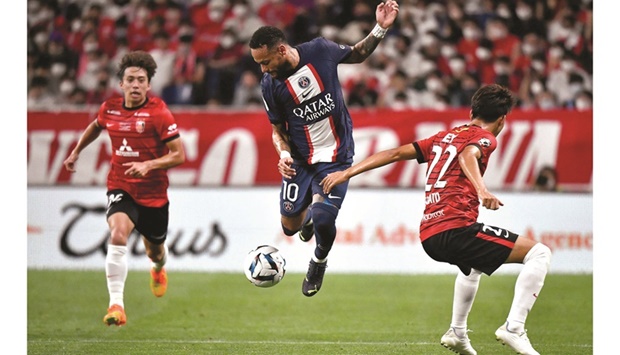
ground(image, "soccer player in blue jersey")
xmin=249 ymin=0 xmax=399 ymax=297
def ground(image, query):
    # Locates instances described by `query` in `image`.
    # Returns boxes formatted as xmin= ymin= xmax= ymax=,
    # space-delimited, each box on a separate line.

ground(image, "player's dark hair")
xmin=470 ymin=84 xmax=516 ymax=122
xmin=117 ymin=50 xmax=157 ymax=82
xmin=249 ymin=26 xmax=287 ymax=50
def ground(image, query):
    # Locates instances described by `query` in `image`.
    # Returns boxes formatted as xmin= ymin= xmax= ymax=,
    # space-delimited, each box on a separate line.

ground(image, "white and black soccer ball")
xmin=244 ymin=245 xmax=286 ymax=288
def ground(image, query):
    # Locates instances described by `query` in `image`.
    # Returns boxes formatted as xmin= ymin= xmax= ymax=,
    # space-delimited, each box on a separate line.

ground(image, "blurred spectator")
xmin=28 ymin=76 xmax=55 ymax=109
xmin=345 ymin=69 xmax=380 ymax=108
xmin=378 ymin=69 xmax=417 ymax=111
xmin=546 ymin=51 xmax=592 ymax=107
xmin=257 ymin=0 xmax=299 ymax=33
xmin=532 ymin=166 xmax=558 ymax=192
xmin=26 ymin=0 xmax=593 ymax=110
xmin=67 ymin=87 xmax=89 ymax=106
xmin=573 ymin=90 xmax=592 ymax=111
xmin=485 ymin=17 xmax=521 ymax=65
xmin=534 ymin=89 xmax=559 ymax=111
xmin=232 ymin=70 xmax=263 ymax=108
xmin=86 ymin=68 xmax=118 ymax=104
xmin=148 ymin=31 xmax=176 ymax=98
xmin=205 ymin=28 xmax=246 ymax=106
xmin=457 ymin=17 xmax=483 ymax=73
xmin=126 ymin=2 xmax=153 ymax=51
xmin=162 ymin=34 xmax=200 ymax=105
xmin=190 ymin=0 xmax=230 ymax=58
xmin=512 ymin=0 xmax=546 ymax=37
xmin=223 ymin=0 xmax=266 ymax=43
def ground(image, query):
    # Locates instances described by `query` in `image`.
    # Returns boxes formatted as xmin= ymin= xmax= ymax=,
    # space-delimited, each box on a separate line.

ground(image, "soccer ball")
xmin=244 ymin=245 xmax=286 ymax=288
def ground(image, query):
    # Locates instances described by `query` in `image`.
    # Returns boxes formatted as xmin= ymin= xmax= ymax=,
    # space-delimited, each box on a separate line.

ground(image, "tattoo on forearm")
xmin=348 ymin=34 xmax=382 ymax=63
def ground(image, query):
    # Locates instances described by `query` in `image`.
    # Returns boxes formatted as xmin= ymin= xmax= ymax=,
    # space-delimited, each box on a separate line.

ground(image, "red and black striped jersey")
xmin=413 ymin=124 xmax=497 ymax=241
xmin=96 ymin=96 xmax=180 ymax=207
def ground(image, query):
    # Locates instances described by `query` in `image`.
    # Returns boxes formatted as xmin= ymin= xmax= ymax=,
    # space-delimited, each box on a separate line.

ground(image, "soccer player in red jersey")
xmin=320 ymin=84 xmax=551 ymax=355
xmin=63 ymin=51 xmax=186 ymax=326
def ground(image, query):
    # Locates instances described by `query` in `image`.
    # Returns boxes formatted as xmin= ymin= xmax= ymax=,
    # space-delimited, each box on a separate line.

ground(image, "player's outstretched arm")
xmin=123 ymin=137 xmax=186 ymax=177
xmin=458 ymin=145 xmax=504 ymax=210
xmin=344 ymin=0 xmax=399 ymax=64
xmin=63 ymin=119 xmax=103 ymax=172
xmin=271 ymin=124 xmax=296 ymax=179
xmin=321 ymin=143 xmax=416 ymax=194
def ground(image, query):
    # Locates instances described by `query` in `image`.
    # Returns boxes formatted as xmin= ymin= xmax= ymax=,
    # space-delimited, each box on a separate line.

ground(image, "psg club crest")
xmin=297 ymin=76 xmax=310 ymax=89
xmin=135 ymin=120 xmax=145 ymax=133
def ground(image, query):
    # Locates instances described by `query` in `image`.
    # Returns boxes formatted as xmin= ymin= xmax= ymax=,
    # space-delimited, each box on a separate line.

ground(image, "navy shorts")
xmin=106 ymin=189 xmax=169 ymax=244
xmin=421 ymin=222 xmax=518 ymax=276
xmin=279 ymin=161 xmax=351 ymax=217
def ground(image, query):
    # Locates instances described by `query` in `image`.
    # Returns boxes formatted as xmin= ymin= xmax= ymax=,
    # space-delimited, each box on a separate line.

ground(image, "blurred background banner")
xmin=28 ymin=108 xmax=592 ymax=191
xmin=28 ymin=187 xmax=592 ymax=274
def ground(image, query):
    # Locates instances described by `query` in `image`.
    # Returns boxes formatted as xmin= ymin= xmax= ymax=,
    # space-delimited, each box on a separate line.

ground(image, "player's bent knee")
xmin=281 ymin=224 xmax=297 ymax=236
xmin=525 ymin=243 xmax=552 ymax=269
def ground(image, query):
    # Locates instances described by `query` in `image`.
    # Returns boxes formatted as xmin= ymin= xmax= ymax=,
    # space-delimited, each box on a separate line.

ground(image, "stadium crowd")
xmin=27 ymin=0 xmax=593 ymax=111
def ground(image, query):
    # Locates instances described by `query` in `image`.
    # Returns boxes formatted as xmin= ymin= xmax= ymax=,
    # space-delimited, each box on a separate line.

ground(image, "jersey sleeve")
xmin=467 ymin=132 xmax=497 ymax=159
xmin=413 ymin=135 xmax=436 ymax=164
xmin=95 ymin=103 xmax=106 ymax=128
xmin=260 ymin=75 xmax=284 ymax=126
xmin=156 ymin=105 xmax=180 ymax=143
xmin=315 ymin=37 xmax=353 ymax=63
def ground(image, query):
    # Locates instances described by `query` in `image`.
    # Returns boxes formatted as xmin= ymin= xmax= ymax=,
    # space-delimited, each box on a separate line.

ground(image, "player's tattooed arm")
xmin=344 ymin=35 xmax=383 ymax=64
xmin=343 ymin=0 xmax=399 ymax=64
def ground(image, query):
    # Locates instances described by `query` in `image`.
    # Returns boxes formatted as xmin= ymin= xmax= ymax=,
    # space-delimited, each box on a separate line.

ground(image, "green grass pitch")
xmin=27 ymin=270 xmax=592 ymax=354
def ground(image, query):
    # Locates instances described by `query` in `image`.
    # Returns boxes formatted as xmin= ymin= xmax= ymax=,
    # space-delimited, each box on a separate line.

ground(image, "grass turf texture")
xmin=28 ymin=270 xmax=592 ymax=354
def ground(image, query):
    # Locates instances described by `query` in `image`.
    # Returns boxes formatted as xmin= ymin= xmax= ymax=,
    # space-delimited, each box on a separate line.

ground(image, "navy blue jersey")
xmin=260 ymin=37 xmax=354 ymax=165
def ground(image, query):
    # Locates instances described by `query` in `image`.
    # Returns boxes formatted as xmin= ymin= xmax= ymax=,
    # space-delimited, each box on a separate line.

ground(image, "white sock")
xmin=312 ymin=255 xmax=327 ymax=263
xmin=106 ymin=245 xmax=128 ymax=308
xmin=152 ymin=244 xmax=168 ymax=271
xmin=506 ymin=243 xmax=552 ymax=333
xmin=450 ymin=269 xmax=482 ymax=334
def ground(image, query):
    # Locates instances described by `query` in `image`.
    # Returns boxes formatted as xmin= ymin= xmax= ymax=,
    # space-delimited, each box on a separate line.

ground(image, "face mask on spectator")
xmin=449 ymin=59 xmax=465 ymax=73
xmin=549 ymin=46 xmax=564 ymax=59
xmin=136 ymin=7 xmax=149 ymax=20
xmin=221 ymin=35 xmax=235 ymax=49
xmin=560 ymin=60 xmax=575 ymax=71
xmin=487 ymin=26 xmax=505 ymax=40
xmin=532 ymin=60 xmax=545 ymax=72
xmin=539 ymin=98 xmax=555 ymax=109
xmin=522 ymin=43 xmax=535 ymax=56
xmin=496 ymin=5 xmax=511 ymax=19
xmin=530 ymin=81 xmax=543 ymax=95
xmin=516 ymin=6 xmax=532 ymax=20
xmin=72 ymin=19 xmax=82 ymax=32
xmin=475 ymin=47 xmax=491 ymax=60
xmin=34 ymin=32 xmax=48 ymax=47
xmin=570 ymin=83 xmax=583 ymax=96
xmin=426 ymin=78 xmax=443 ymax=92
xmin=86 ymin=61 xmax=101 ymax=72
xmin=84 ymin=42 xmax=99 ymax=53
xmin=51 ymin=63 xmax=67 ymax=77
xmin=232 ymin=4 xmax=248 ymax=17
xmin=209 ymin=9 xmax=224 ymax=22
xmin=60 ymin=80 xmax=76 ymax=95
xmin=493 ymin=63 xmax=509 ymax=75
xmin=419 ymin=34 xmax=437 ymax=47
xmin=441 ymin=45 xmax=457 ymax=58
xmin=419 ymin=60 xmax=437 ymax=76
xmin=462 ymin=27 xmax=479 ymax=40
xmin=575 ymin=98 xmax=591 ymax=110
